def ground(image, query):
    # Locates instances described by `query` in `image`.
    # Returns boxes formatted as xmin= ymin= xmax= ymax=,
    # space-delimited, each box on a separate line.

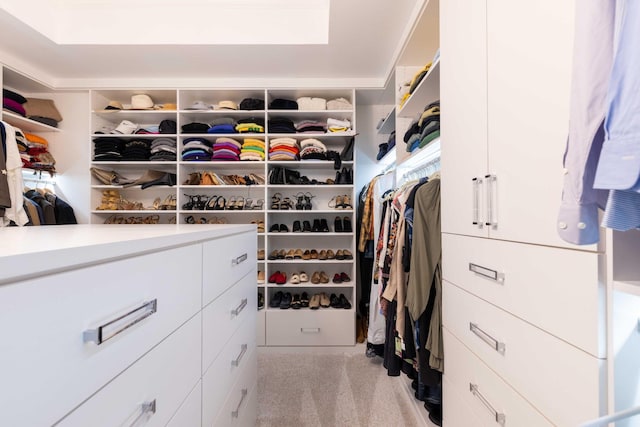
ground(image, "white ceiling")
xmin=0 ymin=0 xmax=427 ymax=96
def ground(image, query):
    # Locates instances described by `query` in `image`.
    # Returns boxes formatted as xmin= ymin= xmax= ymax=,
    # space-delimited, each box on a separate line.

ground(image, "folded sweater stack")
xmin=21 ymin=132 xmax=56 ymax=173
xmin=296 ymin=120 xmax=326 ymax=133
xmin=327 ymin=118 xmax=351 ymax=133
xmin=300 ymin=138 xmax=327 ymax=160
xmin=240 ymin=138 xmax=266 ymax=161
xmin=212 ymin=137 xmax=242 ymax=161
xmin=149 ymin=137 xmax=177 ymax=161
xmin=269 ymin=137 xmax=299 ymax=161
xmin=404 ymin=101 xmax=440 ymax=153
xmin=326 ymin=97 xmax=352 ymax=110
xmin=182 ymin=137 xmax=212 ymax=161
xmin=297 ymin=97 xmax=327 ymax=110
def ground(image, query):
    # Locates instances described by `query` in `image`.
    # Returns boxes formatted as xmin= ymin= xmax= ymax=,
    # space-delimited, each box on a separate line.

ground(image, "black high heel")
xmin=205 ymin=195 xmax=218 ymax=210
xmin=182 ymin=194 xmax=195 ymax=210
xmin=295 ymin=192 xmax=305 ymax=210
xmin=304 ymin=192 xmax=314 ymax=210
xmin=213 ymin=196 xmax=226 ymax=210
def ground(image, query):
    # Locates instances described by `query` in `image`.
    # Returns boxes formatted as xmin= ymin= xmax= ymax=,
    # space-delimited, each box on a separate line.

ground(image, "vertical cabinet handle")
xmin=469 ymin=384 xmax=506 ymax=425
xmin=232 ymin=253 xmax=248 ymax=265
xmin=469 ymin=263 xmax=505 ymax=283
xmin=83 ymin=299 xmax=157 ymax=345
xmin=231 ymin=389 xmax=248 ymax=418
xmin=484 ymin=174 xmax=497 ymax=228
xmin=472 ymin=177 xmax=483 ymax=227
xmin=128 ymin=400 xmax=156 ymax=427
xmin=232 ymin=298 xmax=248 ymax=316
xmin=231 ymin=344 xmax=248 ymax=367
xmin=470 ymin=322 xmax=506 ymax=354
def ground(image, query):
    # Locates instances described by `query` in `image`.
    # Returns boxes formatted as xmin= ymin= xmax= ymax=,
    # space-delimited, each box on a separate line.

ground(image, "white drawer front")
xmin=0 ymin=245 xmax=202 ymax=427
xmin=442 ymin=233 xmax=604 ymax=357
xmin=59 ymin=314 xmax=202 ymax=427
xmin=166 ymin=381 xmax=202 ymax=427
xmin=266 ymin=309 xmax=354 ymax=346
xmin=443 ymin=282 xmax=605 ymax=426
xmin=203 ymin=271 xmax=256 ymax=371
xmin=443 ymin=328 xmax=553 ymax=427
xmin=203 ymin=231 xmax=256 ymax=305
xmin=202 ymin=315 xmax=257 ymax=427
xmin=210 ymin=350 xmax=258 ymax=427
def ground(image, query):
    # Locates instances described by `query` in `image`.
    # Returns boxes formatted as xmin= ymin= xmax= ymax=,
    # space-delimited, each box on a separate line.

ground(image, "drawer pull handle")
xmin=83 ymin=299 xmax=157 ymax=345
xmin=472 ymin=177 xmax=482 ymax=227
xmin=128 ymin=399 xmax=156 ymax=427
xmin=232 ymin=344 xmax=248 ymax=367
xmin=470 ymin=322 xmax=506 ymax=354
xmin=232 ymin=298 xmax=248 ymax=316
xmin=469 ymin=263 xmax=504 ymax=283
xmin=301 ymin=328 xmax=320 ymax=333
xmin=485 ymin=174 xmax=497 ymax=228
xmin=470 ymin=383 xmax=505 ymax=425
xmin=232 ymin=253 xmax=248 ymax=266
xmin=231 ymin=388 xmax=248 ymax=418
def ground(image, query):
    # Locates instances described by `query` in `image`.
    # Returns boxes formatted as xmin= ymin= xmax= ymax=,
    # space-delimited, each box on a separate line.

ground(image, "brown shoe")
xmin=257 ymin=270 xmax=265 ymax=284
xmin=335 ymin=249 xmax=345 ymax=260
xmin=293 ymin=249 xmax=303 ymax=259
xmin=318 ymin=249 xmax=327 ymax=260
xmin=311 ymin=271 xmax=321 ymax=284
xmin=277 ymin=249 xmax=286 ymax=259
xmin=310 ymin=249 xmax=319 ymax=259
xmin=285 ymin=249 xmax=295 ymax=260
xmin=302 ymin=250 xmax=311 ymax=260
xmin=326 ymin=249 xmax=336 ymax=259
xmin=319 ymin=271 xmax=329 ymax=284
xmin=319 ymin=292 xmax=330 ymax=308
xmin=309 ymin=294 xmax=321 ymax=309
xmin=257 ymin=249 xmax=265 ymax=260
xmin=343 ymin=249 xmax=353 ymax=260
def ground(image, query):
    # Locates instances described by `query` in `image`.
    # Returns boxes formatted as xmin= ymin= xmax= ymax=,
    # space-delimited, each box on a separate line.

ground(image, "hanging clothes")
xmin=1 ymin=122 xmax=28 ymax=226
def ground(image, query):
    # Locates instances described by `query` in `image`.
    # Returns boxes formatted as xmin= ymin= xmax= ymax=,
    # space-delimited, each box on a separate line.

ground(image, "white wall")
xmin=354 ymin=103 xmax=395 ymax=194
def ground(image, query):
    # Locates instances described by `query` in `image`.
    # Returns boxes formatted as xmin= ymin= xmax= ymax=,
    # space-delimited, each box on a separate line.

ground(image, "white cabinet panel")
xmin=0 ymin=245 xmax=202 ymax=427
xmin=440 ymin=0 xmax=489 ymax=238
xmin=443 ymin=328 xmax=553 ymax=427
xmin=166 ymin=381 xmax=202 ymax=427
xmin=59 ymin=314 xmax=201 ymax=427
xmin=443 ymin=282 xmax=605 ymax=426
xmin=442 ymin=233 xmax=604 ymax=357
xmin=266 ymin=309 xmax=354 ymax=346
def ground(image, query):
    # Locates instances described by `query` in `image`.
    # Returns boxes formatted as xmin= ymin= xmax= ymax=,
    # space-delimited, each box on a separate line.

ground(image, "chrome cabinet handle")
xmin=301 ymin=328 xmax=320 ymax=333
xmin=469 ymin=263 xmax=505 ymax=283
xmin=232 ymin=253 xmax=248 ymax=265
xmin=231 ymin=389 xmax=248 ymax=418
xmin=472 ymin=177 xmax=483 ymax=228
xmin=485 ymin=174 xmax=497 ymax=228
xmin=128 ymin=399 xmax=156 ymax=427
xmin=231 ymin=344 xmax=248 ymax=367
xmin=83 ymin=299 xmax=157 ymax=345
xmin=232 ymin=298 xmax=248 ymax=316
xmin=470 ymin=322 xmax=506 ymax=354
xmin=470 ymin=384 xmax=505 ymax=425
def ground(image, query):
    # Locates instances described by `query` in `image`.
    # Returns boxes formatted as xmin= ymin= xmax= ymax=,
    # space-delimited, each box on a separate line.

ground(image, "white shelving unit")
xmin=88 ymin=88 xmax=357 ymax=347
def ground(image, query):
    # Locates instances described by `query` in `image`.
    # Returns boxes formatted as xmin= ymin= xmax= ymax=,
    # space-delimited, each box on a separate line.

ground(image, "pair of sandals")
xmin=251 ymin=220 xmax=265 ymax=233
xmin=271 ymin=193 xmax=293 ymax=210
xmin=294 ymin=192 xmax=314 ymax=210
xmin=328 ymin=195 xmax=353 ymax=209
xmin=184 ymin=215 xmax=229 ymax=224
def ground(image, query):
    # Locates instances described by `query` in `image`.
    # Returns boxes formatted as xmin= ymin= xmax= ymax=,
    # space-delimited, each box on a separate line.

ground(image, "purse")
xmin=340 ymin=136 xmax=355 ymax=161
xmin=90 ymin=167 xmax=133 ymax=186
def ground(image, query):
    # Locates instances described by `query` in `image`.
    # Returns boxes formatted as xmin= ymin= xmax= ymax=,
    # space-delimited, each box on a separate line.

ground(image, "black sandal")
xmin=271 ymin=193 xmax=282 ymax=210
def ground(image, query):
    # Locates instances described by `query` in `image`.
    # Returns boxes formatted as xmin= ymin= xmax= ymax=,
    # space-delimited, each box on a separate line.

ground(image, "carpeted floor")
xmin=257 ymin=349 xmax=428 ymax=426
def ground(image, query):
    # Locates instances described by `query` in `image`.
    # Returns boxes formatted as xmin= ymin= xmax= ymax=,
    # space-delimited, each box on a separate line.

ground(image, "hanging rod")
xmin=580 ymin=405 xmax=640 ymax=427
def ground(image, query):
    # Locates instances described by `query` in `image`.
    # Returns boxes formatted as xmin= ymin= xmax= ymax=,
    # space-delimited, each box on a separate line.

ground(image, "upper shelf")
xmin=377 ymin=107 xmax=396 ymax=135
xmin=2 ymin=111 xmax=61 ymax=133
xmin=398 ymin=58 xmax=440 ymax=118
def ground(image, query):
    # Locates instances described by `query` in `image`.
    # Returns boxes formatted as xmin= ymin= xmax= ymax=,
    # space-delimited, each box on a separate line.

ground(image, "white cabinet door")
xmin=486 ymin=0 xmax=588 ymax=249
xmin=440 ymin=0 xmax=489 ymax=238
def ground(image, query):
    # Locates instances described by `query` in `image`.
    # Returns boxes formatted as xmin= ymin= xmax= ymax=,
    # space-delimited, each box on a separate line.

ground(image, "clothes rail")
xmin=580 ymin=405 xmax=640 ymax=427
xmin=397 ymin=156 xmax=440 ymax=185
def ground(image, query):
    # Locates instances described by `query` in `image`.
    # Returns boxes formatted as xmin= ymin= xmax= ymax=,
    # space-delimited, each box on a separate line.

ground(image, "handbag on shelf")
xmin=90 ymin=167 xmax=133 ymax=186
xmin=340 ymin=136 xmax=354 ymax=161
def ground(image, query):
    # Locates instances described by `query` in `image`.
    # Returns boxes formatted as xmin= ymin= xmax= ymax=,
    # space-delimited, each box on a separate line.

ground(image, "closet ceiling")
xmin=0 ymin=0 xmax=425 ymax=92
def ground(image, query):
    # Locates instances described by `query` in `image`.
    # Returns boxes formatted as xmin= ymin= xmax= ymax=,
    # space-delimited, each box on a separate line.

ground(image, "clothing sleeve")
xmin=1 ymin=123 xmax=28 ymax=226
xmin=557 ymin=0 xmax=615 ymax=245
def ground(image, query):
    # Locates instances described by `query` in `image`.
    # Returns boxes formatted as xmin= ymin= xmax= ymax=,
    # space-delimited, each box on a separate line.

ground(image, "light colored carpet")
xmin=257 ymin=349 xmax=426 ymax=427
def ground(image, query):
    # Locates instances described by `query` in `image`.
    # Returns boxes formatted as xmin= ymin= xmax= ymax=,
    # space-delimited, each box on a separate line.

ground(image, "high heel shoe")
xmin=304 ymin=192 xmax=314 ymax=210
xmin=295 ymin=192 xmax=305 ymax=210
xmin=235 ymin=196 xmax=245 ymax=210
xmin=271 ymin=193 xmax=282 ymax=210
xmin=254 ymin=199 xmax=264 ymax=210
xmin=205 ymin=195 xmax=218 ymax=210
xmin=341 ymin=195 xmax=352 ymax=209
xmin=244 ymin=198 xmax=254 ymax=210
xmin=213 ymin=196 xmax=226 ymax=210
xmin=226 ymin=196 xmax=237 ymax=210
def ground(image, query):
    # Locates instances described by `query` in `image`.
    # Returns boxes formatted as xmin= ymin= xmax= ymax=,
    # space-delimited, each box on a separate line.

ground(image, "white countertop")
xmin=0 ymin=224 xmax=255 ymax=285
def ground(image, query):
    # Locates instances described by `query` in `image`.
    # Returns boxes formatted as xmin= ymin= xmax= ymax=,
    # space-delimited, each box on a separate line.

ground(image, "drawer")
xmin=443 ymin=328 xmax=553 ymax=427
xmin=202 ymin=315 xmax=257 ymax=426
xmin=443 ymin=281 xmax=605 ymax=426
xmin=59 ymin=313 xmax=202 ymax=427
xmin=203 ymin=271 xmax=256 ymax=370
xmin=166 ymin=381 xmax=202 ymax=427
xmin=266 ymin=309 xmax=354 ymax=346
xmin=0 ymin=245 xmax=202 ymax=427
xmin=203 ymin=231 xmax=256 ymax=305
xmin=257 ymin=309 xmax=266 ymax=346
xmin=210 ymin=350 xmax=258 ymax=427
xmin=442 ymin=233 xmax=604 ymax=357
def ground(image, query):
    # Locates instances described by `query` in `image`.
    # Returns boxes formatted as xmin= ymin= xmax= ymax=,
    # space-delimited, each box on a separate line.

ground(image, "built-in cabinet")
xmin=89 ymin=88 xmax=357 ymax=347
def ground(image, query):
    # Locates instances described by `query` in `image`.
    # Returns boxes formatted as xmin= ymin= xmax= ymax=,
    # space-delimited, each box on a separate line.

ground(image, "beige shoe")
xmin=326 ymin=249 xmax=336 ymax=260
xmin=309 ymin=294 xmax=321 ymax=310
xmin=257 ymin=249 xmax=265 ymax=260
xmin=319 ymin=271 xmax=329 ymax=284
xmin=257 ymin=270 xmax=265 ymax=284
xmin=318 ymin=250 xmax=327 ymax=260
xmin=319 ymin=292 xmax=330 ymax=308
xmin=311 ymin=271 xmax=321 ymax=284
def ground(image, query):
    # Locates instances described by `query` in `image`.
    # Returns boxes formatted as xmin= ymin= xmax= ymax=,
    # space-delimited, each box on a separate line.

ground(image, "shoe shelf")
xmin=181 ymin=184 xmax=265 ymax=189
xmin=267 ymin=161 xmax=354 ymax=169
xmin=268 ymin=184 xmax=353 ymax=189
xmin=267 ymin=232 xmax=353 ymax=236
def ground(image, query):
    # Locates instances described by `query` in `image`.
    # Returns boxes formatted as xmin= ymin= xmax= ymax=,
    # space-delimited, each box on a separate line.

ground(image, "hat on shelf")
xmin=185 ymin=101 xmax=212 ymax=110
xmin=129 ymin=94 xmax=154 ymax=110
xmin=217 ymin=100 xmax=238 ymax=110
xmin=104 ymin=100 xmax=123 ymax=110
xmin=159 ymin=119 xmax=177 ymax=134
xmin=239 ymin=98 xmax=265 ymax=110
xmin=157 ymin=103 xmax=177 ymax=110
xmin=110 ymin=119 xmax=138 ymax=134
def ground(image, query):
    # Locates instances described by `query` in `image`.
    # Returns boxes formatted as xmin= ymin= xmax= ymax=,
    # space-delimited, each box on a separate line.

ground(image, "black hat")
xmin=181 ymin=122 xmax=210 ymax=134
xmin=239 ymin=98 xmax=265 ymax=110
xmin=3 ymin=89 xmax=27 ymax=104
xmin=159 ymin=119 xmax=177 ymax=134
xmin=269 ymin=98 xmax=298 ymax=110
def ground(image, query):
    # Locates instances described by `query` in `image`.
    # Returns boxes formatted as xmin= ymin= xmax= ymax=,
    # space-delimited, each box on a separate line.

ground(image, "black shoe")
xmin=312 ymin=219 xmax=321 ymax=232
xmin=270 ymin=291 xmax=283 ymax=308
xmin=343 ymin=216 xmax=352 ymax=232
xmin=279 ymin=224 xmax=289 ymax=232
xmin=300 ymin=292 xmax=309 ymax=308
xmin=320 ymin=218 xmax=329 ymax=232
xmin=293 ymin=220 xmax=302 ymax=232
xmin=427 ymin=404 xmax=442 ymax=426
xmin=339 ymin=294 xmax=351 ymax=309
xmin=291 ymin=294 xmax=301 ymax=309
xmin=258 ymin=292 xmax=264 ymax=310
xmin=280 ymin=292 xmax=292 ymax=309
xmin=329 ymin=293 xmax=342 ymax=308
xmin=334 ymin=216 xmax=343 ymax=232
xmin=269 ymin=223 xmax=280 ymax=233
xmin=303 ymin=220 xmax=312 ymax=232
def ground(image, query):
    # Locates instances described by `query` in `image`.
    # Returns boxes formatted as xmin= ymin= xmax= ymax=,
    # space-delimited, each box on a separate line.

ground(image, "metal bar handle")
xmin=231 ymin=389 xmax=248 ymax=418
xmin=469 ymin=263 xmax=505 ymax=283
xmin=485 ymin=174 xmax=493 ymax=226
xmin=231 ymin=344 xmax=248 ymax=367
xmin=128 ymin=399 xmax=156 ymax=427
xmin=83 ymin=299 xmax=157 ymax=345
xmin=232 ymin=253 xmax=248 ymax=265
xmin=472 ymin=177 xmax=482 ymax=227
xmin=301 ymin=328 xmax=320 ymax=333
xmin=232 ymin=298 xmax=248 ymax=316
xmin=469 ymin=384 xmax=505 ymax=425
xmin=470 ymin=322 xmax=506 ymax=354
xmin=580 ymin=404 xmax=640 ymax=427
